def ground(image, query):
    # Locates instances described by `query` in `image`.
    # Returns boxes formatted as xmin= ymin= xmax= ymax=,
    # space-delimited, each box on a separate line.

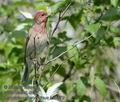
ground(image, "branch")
xmin=51 ymin=13 xmax=61 ymax=37
xmin=94 ymin=11 xmax=103 ymax=23
xmin=43 ymin=65 xmax=62 ymax=88
xmin=50 ymin=2 xmax=72 ymax=37
xmin=43 ymin=53 xmax=77 ymax=88
xmin=63 ymin=62 xmax=74 ymax=82
xmin=106 ymin=85 xmax=120 ymax=94
xmin=60 ymin=2 xmax=72 ymax=18
xmin=46 ymin=35 xmax=92 ymax=65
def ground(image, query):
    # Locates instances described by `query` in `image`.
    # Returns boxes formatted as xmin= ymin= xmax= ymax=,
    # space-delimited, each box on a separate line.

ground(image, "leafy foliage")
xmin=0 ymin=0 xmax=120 ymax=102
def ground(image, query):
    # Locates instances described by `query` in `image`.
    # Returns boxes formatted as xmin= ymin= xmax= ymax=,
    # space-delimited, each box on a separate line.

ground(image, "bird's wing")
xmin=24 ymin=34 xmax=30 ymax=63
xmin=22 ymin=29 xmax=33 ymax=82
xmin=24 ymin=28 xmax=33 ymax=60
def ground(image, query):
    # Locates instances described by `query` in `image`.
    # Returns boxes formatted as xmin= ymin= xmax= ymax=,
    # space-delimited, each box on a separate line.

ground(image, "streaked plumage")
xmin=22 ymin=11 xmax=48 ymax=83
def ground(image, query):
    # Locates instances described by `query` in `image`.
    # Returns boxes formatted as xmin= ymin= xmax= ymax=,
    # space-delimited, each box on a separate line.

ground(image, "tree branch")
xmin=60 ymin=2 xmax=72 ymax=18
xmin=45 ymin=35 xmax=92 ymax=65
xmin=106 ymin=85 xmax=120 ymax=94
xmin=50 ymin=2 xmax=72 ymax=37
xmin=51 ymin=13 xmax=61 ymax=37
xmin=63 ymin=62 xmax=74 ymax=82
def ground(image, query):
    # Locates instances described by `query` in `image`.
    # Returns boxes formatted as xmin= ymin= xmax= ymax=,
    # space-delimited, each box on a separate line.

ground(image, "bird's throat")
xmin=33 ymin=22 xmax=46 ymax=33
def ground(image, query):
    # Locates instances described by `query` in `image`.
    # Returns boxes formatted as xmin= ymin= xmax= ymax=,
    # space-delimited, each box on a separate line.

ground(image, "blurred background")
xmin=0 ymin=0 xmax=120 ymax=102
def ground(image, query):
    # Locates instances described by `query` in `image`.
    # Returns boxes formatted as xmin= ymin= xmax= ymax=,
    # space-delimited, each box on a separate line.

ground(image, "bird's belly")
xmin=36 ymin=40 xmax=47 ymax=54
xmin=26 ymin=34 xmax=48 ymax=58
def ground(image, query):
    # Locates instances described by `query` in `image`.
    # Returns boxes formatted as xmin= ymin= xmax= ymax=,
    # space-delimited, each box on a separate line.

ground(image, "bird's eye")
xmin=41 ymin=14 xmax=44 ymax=16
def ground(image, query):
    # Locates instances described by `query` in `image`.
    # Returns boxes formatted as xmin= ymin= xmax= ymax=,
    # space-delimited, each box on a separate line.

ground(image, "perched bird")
xmin=22 ymin=11 xmax=49 ymax=82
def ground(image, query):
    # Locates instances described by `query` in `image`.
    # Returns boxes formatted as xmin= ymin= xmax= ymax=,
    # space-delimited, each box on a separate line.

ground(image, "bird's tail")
xmin=22 ymin=57 xmax=31 ymax=83
xmin=22 ymin=63 xmax=29 ymax=83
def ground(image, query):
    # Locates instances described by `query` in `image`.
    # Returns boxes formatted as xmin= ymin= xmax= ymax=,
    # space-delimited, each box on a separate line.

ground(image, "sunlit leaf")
xmin=15 ymin=23 xmax=28 ymax=31
xmin=14 ymin=1 xmax=34 ymax=7
xmin=111 ymin=0 xmax=119 ymax=7
xmin=39 ymin=85 xmax=47 ymax=97
xmin=113 ymin=37 xmax=120 ymax=47
xmin=95 ymin=77 xmax=107 ymax=97
xmin=110 ymin=26 xmax=120 ymax=33
xmin=51 ymin=0 xmax=70 ymax=15
xmin=35 ymin=2 xmax=49 ymax=12
xmin=67 ymin=44 xmax=80 ymax=68
xmin=89 ymin=67 xmax=95 ymax=86
xmin=19 ymin=10 xmax=33 ymax=19
xmin=46 ymin=82 xmax=63 ymax=98
xmin=86 ymin=23 xmax=101 ymax=37
xmin=76 ymin=79 xmax=86 ymax=97
xmin=0 ymin=77 xmax=12 ymax=92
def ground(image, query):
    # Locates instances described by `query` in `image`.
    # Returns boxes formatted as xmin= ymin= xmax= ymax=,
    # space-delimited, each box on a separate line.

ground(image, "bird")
xmin=22 ymin=11 xmax=49 ymax=83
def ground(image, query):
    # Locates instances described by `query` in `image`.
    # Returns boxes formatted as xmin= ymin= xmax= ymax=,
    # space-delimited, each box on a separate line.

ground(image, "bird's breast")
xmin=26 ymin=32 xmax=48 ymax=57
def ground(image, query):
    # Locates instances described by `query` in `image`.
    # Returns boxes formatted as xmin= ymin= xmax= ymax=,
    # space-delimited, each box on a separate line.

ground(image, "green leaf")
xmin=101 ymin=7 xmax=120 ymax=21
xmin=67 ymin=45 xmax=78 ymax=61
xmin=52 ymin=46 xmax=66 ymax=58
xmin=68 ymin=9 xmax=83 ymax=29
xmin=95 ymin=27 xmax=106 ymax=44
xmin=89 ymin=67 xmax=95 ymax=86
xmin=12 ymin=31 xmax=26 ymax=44
xmin=74 ymin=99 xmax=79 ymax=102
xmin=86 ymin=23 xmax=101 ymax=37
xmin=13 ymin=1 xmax=34 ymax=7
xmin=110 ymin=26 xmax=120 ymax=33
xmin=95 ymin=77 xmax=107 ymax=97
xmin=51 ymin=37 xmax=62 ymax=45
xmin=4 ymin=43 xmax=15 ymax=58
xmin=113 ymin=37 xmax=120 ymax=47
xmin=35 ymin=2 xmax=49 ymax=12
xmin=19 ymin=11 xmax=33 ymax=19
xmin=0 ymin=77 xmax=13 ymax=92
xmin=15 ymin=23 xmax=28 ymax=30
xmin=51 ymin=0 xmax=70 ymax=15
xmin=53 ymin=64 xmax=65 ymax=77
xmin=67 ymin=44 xmax=80 ymax=68
xmin=111 ymin=0 xmax=119 ymax=7
xmin=76 ymin=79 xmax=86 ymax=97
xmin=61 ymin=83 xmax=67 ymax=94
xmin=58 ymin=31 xmax=70 ymax=41
xmin=51 ymin=1 xmax=65 ymax=15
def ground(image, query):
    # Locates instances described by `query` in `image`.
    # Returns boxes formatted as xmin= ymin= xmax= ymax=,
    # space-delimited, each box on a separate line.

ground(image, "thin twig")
xmin=106 ymin=85 xmax=120 ymax=94
xmin=43 ymin=65 xmax=62 ymax=88
xmin=51 ymin=13 xmax=61 ymax=37
xmin=50 ymin=2 xmax=72 ymax=37
xmin=94 ymin=11 xmax=103 ymax=23
xmin=60 ymin=2 xmax=72 ymax=18
xmin=50 ymin=65 xmax=61 ymax=80
xmin=46 ymin=35 xmax=92 ymax=64
xmin=63 ymin=62 xmax=74 ymax=82
xmin=113 ymin=80 xmax=120 ymax=95
xmin=36 ymin=34 xmax=92 ymax=83
xmin=43 ymin=54 xmax=76 ymax=88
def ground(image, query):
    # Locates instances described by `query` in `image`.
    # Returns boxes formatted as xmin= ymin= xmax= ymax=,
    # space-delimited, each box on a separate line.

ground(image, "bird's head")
xmin=34 ymin=11 xmax=48 ymax=24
